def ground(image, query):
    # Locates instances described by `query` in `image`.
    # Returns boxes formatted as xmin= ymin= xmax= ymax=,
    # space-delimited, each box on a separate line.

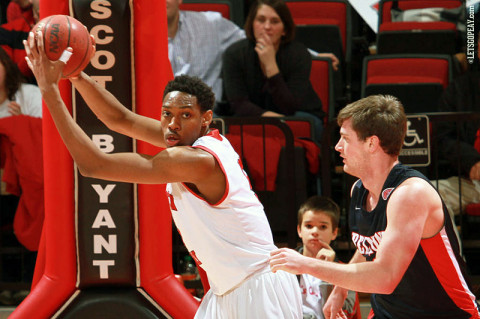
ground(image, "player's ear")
xmin=202 ymin=110 xmax=213 ymax=127
xmin=297 ymin=225 xmax=302 ymax=238
xmin=368 ymin=135 xmax=380 ymax=152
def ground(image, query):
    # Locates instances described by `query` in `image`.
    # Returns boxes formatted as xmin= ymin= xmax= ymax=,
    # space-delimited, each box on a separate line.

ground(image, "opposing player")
xmin=24 ymin=31 xmax=302 ymax=318
xmin=270 ymin=95 xmax=480 ymax=318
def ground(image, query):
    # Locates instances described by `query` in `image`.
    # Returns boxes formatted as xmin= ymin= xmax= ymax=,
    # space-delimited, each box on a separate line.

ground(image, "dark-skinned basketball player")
xmin=24 ymin=30 xmax=303 ymax=318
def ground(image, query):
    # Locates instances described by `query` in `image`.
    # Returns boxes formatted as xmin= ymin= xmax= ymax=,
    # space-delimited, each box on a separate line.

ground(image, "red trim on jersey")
xmin=367 ymin=308 xmax=375 ymax=319
xmin=166 ymin=192 xmax=177 ymax=211
xmin=180 ymin=144 xmax=229 ymax=207
xmin=190 ymin=250 xmax=202 ymax=266
xmin=206 ymin=129 xmax=223 ymax=141
xmin=381 ymin=187 xmax=394 ymax=200
xmin=421 ymin=228 xmax=480 ymax=318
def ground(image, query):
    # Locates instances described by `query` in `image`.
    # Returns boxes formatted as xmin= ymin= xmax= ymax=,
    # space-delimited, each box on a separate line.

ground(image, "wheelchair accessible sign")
xmin=399 ymin=115 xmax=430 ymax=167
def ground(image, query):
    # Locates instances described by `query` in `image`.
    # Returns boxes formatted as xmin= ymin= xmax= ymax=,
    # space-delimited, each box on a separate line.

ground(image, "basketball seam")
xmin=64 ymin=16 xmax=90 ymax=78
xmin=65 ymin=30 xmax=90 ymax=77
xmin=42 ymin=15 xmax=55 ymax=42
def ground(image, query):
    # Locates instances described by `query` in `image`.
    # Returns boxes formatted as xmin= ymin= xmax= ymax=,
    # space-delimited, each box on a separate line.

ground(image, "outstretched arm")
xmin=24 ymin=31 xmax=224 ymax=199
xmin=270 ymin=178 xmax=443 ymax=294
xmin=69 ymin=72 xmax=166 ymax=148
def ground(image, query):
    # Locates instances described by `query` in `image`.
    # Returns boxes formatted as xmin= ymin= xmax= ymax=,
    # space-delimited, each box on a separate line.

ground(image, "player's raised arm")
xmin=24 ymin=30 xmax=220 ymax=186
xmin=269 ymin=181 xmax=430 ymax=293
xmin=70 ymin=71 xmax=166 ymax=148
xmin=29 ymin=20 xmax=166 ymax=148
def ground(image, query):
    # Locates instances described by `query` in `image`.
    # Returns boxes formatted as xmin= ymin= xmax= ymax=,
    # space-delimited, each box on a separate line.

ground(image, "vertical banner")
xmin=73 ymin=0 xmax=137 ymax=287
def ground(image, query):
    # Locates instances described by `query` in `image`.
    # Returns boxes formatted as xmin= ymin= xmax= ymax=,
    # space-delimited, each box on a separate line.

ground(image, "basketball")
xmin=32 ymin=15 xmax=95 ymax=78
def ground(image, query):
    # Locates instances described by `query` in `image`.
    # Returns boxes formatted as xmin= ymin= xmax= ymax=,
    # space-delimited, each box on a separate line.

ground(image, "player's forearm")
xmin=328 ymin=251 xmax=364 ymax=301
xmin=70 ymin=72 xmax=133 ymax=134
xmin=303 ymin=254 xmax=395 ymax=294
xmin=42 ymin=85 xmax=107 ymax=177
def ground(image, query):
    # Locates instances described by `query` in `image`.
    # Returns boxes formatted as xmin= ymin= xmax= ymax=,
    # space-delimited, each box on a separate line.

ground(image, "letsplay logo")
xmin=382 ymin=187 xmax=395 ymax=200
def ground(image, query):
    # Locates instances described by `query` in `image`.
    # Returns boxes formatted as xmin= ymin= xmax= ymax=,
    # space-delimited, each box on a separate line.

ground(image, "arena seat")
xmin=377 ymin=0 xmax=464 ymax=55
xmin=218 ymin=117 xmax=308 ymax=247
xmin=286 ymin=0 xmax=351 ymax=61
xmin=286 ymin=0 xmax=351 ymax=103
xmin=361 ymin=54 xmax=453 ymax=113
xmin=179 ymin=0 xmax=244 ymax=26
xmin=310 ymin=56 xmax=335 ymax=123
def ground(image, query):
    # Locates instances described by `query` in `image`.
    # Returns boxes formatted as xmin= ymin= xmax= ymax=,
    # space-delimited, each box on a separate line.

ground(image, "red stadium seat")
xmin=310 ymin=56 xmax=335 ymax=123
xmin=286 ymin=0 xmax=351 ymax=104
xmin=379 ymin=0 xmax=463 ymax=24
xmin=377 ymin=0 xmax=464 ymax=55
xmin=179 ymin=0 xmax=244 ymax=26
xmin=362 ymin=54 xmax=453 ymax=113
xmin=180 ymin=2 xmax=230 ymax=19
xmin=221 ymin=117 xmax=305 ymax=248
xmin=286 ymin=0 xmax=351 ymax=60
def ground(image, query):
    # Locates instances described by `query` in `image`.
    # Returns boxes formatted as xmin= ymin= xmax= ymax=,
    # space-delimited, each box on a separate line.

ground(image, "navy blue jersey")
xmin=349 ymin=164 xmax=480 ymax=318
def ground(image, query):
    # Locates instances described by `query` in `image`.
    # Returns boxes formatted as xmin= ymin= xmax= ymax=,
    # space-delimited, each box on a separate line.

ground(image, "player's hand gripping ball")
xmin=32 ymin=15 xmax=95 ymax=78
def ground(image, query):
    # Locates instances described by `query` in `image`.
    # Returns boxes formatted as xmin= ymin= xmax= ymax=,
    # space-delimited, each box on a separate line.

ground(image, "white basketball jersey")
xmin=166 ymin=130 xmax=276 ymax=295
xmin=299 ymin=273 xmax=325 ymax=319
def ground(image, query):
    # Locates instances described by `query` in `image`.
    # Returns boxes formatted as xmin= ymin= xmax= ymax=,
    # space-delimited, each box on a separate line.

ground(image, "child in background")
xmin=296 ymin=196 xmax=360 ymax=319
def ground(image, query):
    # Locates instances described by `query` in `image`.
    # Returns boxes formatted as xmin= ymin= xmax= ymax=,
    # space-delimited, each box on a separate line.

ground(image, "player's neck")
xmin=362 ymin=158 xmax=399 ymax=205
xmin=201 ymin=127 xmax=210 ymax=137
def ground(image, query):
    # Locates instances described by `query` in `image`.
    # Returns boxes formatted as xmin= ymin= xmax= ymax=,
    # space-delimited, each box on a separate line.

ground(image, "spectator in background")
xmin=0 ymin=46 xmax=41 ymax=118
xmin=6 ymin=0 xmax=33 ymax=23
xmin=222 ymin=0 xmax=324 ymax=138
xmin=0 ymin=45 xmax=42 ymax=306
xmin=434 ymin=30 xmax=480 ymax=219
xmin=0 ymin=0 xmax=38 ymax=83
xmin=296 ymin=195 xmax=359 ymax=319
xmin=166 ymin=0 xmax=245 ymax=106
xmin=166 ymin=0 xmax=339 ymax=116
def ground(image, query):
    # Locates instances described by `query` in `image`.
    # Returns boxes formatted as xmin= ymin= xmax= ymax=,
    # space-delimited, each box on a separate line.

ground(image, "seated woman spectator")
xmin=222 ymin=0 xmax=324 ymax=139
xmin=0 ymin=46 xmax=41 ymax=118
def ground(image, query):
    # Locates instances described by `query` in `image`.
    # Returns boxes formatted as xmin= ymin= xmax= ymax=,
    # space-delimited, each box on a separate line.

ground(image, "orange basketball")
xmin=32 ymin=15 xmax=95 ymax=78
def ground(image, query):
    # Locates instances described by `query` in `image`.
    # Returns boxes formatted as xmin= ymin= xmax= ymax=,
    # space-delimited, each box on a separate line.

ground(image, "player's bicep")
xmin=81 ymin=146 xmax=213 ymax=185
xmin=374 ymin=181 xmax=430 ymax=278
xmin=150 ymin=146 xmax=218 ymax=184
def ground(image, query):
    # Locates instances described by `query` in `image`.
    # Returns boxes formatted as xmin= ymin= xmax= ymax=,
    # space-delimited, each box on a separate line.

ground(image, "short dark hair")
xmin=337 ymin=95 xmax=407 ymax=156
xmin=244 ymin=0 xmax=296 ymax=44
xmin=298 ymin=196 xmax=340 ymax=230
xmin=0 ymin=47 xmax=25 ymax=101
xmin=163 ymin=75 xmax=215 ymax=113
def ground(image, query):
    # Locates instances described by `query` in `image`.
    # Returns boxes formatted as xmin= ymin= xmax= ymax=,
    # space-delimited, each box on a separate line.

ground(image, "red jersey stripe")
xmin=421 ymin=228 xmax=480 ymax=318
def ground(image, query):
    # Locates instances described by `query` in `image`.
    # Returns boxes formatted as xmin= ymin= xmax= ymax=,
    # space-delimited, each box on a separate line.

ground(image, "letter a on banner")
xmin=10 ymin=0 xmax=199 ymax=318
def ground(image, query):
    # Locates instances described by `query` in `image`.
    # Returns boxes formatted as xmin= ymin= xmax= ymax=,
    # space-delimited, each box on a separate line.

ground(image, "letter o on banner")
xmin=10 ymin=0 xmax=198 ymax=318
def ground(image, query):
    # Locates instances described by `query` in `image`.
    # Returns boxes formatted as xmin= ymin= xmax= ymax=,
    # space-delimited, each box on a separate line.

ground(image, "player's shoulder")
xmin=390 ymin=177 xmax=439 ymax=205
